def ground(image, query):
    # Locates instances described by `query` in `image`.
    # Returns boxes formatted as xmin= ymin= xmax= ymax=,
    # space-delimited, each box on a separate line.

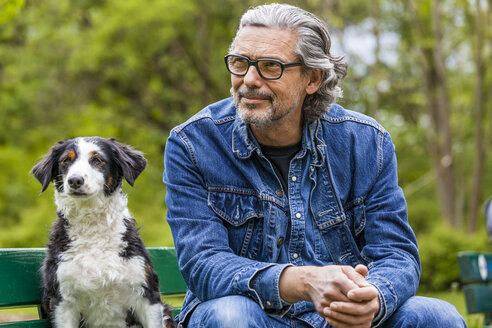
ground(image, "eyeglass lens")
xmin=227 ymin=56 xmax=283 ymax=79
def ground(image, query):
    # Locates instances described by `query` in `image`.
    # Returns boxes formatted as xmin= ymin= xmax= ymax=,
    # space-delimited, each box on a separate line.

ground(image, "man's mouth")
xmin=239 ymin=91 xmax=272 ymax=105
xmin=242 ymin=97 xmax=267 ymax=105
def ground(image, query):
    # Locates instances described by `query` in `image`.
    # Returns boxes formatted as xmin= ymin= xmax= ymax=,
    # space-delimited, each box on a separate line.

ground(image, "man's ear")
xmin=305 ymin=68 xmax=324 ymax=95
xmin=110 ymin=139 xmax=147 ymax=186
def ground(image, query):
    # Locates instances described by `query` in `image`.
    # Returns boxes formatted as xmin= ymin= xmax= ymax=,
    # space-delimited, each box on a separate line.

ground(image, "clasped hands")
xmin=279 ymin=264 xmax=380 ymax=328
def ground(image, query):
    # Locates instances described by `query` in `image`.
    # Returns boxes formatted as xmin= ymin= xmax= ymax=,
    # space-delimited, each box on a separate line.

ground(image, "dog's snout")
xmin=68 ymin=176 xmax=84 ymax=189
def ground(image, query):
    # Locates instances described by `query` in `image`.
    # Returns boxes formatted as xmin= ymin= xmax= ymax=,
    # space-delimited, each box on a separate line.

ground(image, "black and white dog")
xmin=31 ymin=137 xmax=175 ymax=328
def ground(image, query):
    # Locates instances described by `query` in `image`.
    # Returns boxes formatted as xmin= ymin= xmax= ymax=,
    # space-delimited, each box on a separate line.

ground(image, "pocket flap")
xmin=208 ymin=188 xmax=263 ymax=226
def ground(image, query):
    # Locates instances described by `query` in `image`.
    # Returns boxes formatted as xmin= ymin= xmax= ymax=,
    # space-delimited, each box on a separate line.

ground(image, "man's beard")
xmin=231 ymin=87 xmax=302 ymax=127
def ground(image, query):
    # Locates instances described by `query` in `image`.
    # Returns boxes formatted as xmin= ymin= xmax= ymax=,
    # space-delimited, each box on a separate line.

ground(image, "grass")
xmin=0 ymin=306 xmax=39 ymax=322
xmin=0 ymin=290 xmax=486 ymax=326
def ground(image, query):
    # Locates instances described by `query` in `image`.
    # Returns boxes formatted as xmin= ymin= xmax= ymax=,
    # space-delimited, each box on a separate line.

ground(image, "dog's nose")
xmin=68 ymin=176 xmax=84 ymax=189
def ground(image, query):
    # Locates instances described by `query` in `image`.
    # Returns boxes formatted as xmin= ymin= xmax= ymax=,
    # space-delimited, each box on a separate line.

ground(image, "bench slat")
xmin=462 ymin=284 xmax=492 ymax=314
xmin=457 ymin=251 xmax=492 ymax=327
xmin=0 ymin=319 xmax=50 ymax=328
xmin=0 ymin=247 xmax=186 ymax=326
xmin=147 ymin=247 xmax=187 ymax=295
xmin=457 ymin=251 xmax=492 ymax=283
xmin=0 ymin=249 xmax=46 ymax=307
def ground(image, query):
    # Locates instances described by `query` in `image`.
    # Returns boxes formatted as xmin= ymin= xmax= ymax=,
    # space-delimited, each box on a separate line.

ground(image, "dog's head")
xmin=31 ymin=137 xmax=147 ymax=197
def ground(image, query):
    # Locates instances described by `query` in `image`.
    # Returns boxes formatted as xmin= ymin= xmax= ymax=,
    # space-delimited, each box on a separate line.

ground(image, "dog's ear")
xmin=31 ymin=141 xmax=66 ymax=192
xmin=110 ymin=139 xmax=147 ymax=186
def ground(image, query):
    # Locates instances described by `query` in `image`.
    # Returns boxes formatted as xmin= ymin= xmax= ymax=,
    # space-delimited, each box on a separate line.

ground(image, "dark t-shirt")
xmin=260 ymin=141 xmax=301 ymax=194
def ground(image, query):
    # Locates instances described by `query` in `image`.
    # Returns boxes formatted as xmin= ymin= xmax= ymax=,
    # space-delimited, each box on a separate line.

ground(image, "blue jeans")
xmin=186 ymin=295 xmax=467 ymax=328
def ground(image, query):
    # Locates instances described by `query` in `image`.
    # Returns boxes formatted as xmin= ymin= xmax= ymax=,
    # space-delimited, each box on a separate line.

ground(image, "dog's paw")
xmin=163 ymin=315 xmax=177 ymax=328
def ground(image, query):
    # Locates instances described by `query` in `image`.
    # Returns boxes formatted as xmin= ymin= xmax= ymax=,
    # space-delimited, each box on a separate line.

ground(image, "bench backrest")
xmin=0 ymin=247 xmax=186 ymax=327
xmin=457 ymin=251 xmax=492 ymax=326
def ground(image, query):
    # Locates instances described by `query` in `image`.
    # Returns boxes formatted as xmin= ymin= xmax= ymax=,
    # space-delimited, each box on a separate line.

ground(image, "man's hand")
xmin=279 ymin=265 xmax=369 ymax=309
xmin=323 ymin=265 xmax=380 ymax=327
xmin=279 ymin=264 xmax=380 ymax=328
xmin=323 ymin=285 xmax=380 ymax=328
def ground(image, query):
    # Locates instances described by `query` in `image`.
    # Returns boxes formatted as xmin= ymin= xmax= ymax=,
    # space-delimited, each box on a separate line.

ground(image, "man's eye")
xmin=262 ymin=61 xmax=278 ymax=68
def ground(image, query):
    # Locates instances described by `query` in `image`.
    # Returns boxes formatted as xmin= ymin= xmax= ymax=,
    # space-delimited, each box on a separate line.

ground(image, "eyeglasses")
xmin=224 ymin=54 xmax=303 ymax=80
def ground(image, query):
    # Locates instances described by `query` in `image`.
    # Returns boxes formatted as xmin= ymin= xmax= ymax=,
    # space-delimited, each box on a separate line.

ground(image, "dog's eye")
xmin=91 ymin=157 xmax=104 ymax=166
xmin=61 ymin=157 xmax=72 ymax=166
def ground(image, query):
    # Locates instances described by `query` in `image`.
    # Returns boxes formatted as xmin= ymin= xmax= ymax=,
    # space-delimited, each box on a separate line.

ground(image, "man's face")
xmin=230 ymin=26 xmax=309 ymax=127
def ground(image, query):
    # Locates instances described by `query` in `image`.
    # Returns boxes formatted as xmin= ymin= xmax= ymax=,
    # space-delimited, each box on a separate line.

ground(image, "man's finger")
xmin=354 ymin=264 xmax=368 ymax=277
xmin=328 ymin=300 xmax=376 ymax=316
xmin=324 ymin=305 xmax=374 ymax=328
xmin=342 ymin=266 xmax=370 ymax=288
xmin=347 ymin=285 xmax=379 ymax=302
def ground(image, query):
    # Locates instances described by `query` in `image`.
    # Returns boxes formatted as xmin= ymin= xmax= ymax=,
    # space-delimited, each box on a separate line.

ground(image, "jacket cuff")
xmin=370 ymin=288 xmax=385 ymax=327
xmin=243 ymin=263 xmax=293 ymax=316
xmin=366 ymin=275 xmax=397 ymax=327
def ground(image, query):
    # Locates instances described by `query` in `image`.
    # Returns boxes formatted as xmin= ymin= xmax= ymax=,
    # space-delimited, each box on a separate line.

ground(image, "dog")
xmin=31 ymin=137 xmax=176 ymax=328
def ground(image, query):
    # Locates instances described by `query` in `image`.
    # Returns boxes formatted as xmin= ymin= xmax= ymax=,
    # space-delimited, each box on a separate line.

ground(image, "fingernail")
xmin=331 ymin=303 xmax=338 ymax=310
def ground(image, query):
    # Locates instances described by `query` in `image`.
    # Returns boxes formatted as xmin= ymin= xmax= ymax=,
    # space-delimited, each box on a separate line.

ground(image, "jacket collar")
xmin=232 ymin=114 xmax=325 ymax=166
xmin=232 ymin=116 xmax=258 ymax=159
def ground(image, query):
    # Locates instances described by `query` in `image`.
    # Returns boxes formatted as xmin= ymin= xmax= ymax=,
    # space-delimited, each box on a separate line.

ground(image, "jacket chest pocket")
xmin=310 ymin=165 xmax=365 ymax=266
xmin=311 ymin=201 xmax=365 ymax=266
xmin=208 ymin=189 xmax=264 ymax=260
xmin=343 ymin=202 xmax=366 ymax=249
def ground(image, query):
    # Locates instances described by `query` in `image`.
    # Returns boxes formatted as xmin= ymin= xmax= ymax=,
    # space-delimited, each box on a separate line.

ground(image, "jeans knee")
xmin=386 ymin=296 xmax=467 ymax=328
xmin=188 ymin=295 xmax=269 ymax=328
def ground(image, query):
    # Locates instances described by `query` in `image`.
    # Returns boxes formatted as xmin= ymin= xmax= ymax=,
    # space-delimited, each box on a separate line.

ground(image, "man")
xmin=163 ymin=4 xmax=466 ymax=327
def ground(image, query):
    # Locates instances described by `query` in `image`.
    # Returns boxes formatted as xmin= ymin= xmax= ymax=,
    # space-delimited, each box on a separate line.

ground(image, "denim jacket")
xmin=163 ymin=97 xmax=420 ymax=327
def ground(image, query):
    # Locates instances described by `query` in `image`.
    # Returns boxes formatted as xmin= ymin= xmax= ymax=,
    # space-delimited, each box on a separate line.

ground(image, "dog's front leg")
xmin=135 ymin=302 xmax=165 ymax=328
xmin=53 ymin=301 xmax=81 ymax=328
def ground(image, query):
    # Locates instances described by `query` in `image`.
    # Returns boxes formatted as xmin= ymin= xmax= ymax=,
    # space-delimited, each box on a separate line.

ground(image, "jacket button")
xmin=277 ymin=237 xmax=284 ymax=247
xmin=276 ymin=190 xmax=283 ymax=198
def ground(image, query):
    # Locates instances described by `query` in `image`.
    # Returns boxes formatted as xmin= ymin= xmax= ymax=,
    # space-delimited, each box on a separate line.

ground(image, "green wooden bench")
xmin=0 ymin=247 xmax=186 ymax=327
xmin=457 ymin=251 xmax=492 ymax=328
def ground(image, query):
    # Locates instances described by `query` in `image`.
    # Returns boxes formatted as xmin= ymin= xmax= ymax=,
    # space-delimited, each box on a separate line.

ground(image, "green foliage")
xmin=0 ymin=0 xmax=253 ymax=248
xmin=0 ymin=0 xmax=25 ymax=25
xmin=417 ymin=223 xmax=491 ymax=292
xmin=0 ymin=146 xmax=37 ymax=227
xmin=0 ymin=0 xmax=492 ymax=296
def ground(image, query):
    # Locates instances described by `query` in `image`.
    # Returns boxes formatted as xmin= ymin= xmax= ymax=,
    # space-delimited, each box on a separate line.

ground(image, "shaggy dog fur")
xmin=31 ymin=137 xmax=176 ymax=328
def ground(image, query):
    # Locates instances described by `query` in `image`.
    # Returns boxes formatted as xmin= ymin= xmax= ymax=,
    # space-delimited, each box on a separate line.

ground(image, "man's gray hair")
xmin=229 ymin=3 xmax=347 ymax=122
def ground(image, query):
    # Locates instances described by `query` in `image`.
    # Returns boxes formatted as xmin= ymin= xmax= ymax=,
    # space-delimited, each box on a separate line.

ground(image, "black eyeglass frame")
xmin=224 ymin=54 xmax=303 ymax=80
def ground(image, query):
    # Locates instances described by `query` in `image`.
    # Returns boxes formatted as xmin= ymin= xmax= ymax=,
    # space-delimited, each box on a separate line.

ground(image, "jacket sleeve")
xmin=362 ymin=131 xmax=421 ymax=327
xmin=163 ymin=129 xmax=291 ymax=315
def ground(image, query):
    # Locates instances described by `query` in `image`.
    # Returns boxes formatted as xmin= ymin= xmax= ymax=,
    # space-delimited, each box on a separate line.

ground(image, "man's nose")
xmin=242 ymin=65 xmax=263 ymax=87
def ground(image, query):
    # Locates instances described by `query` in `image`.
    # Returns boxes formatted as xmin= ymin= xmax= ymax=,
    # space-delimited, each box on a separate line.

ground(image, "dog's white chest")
xmin=58 ymin=248 xmax=146 ymax=293
xmin=56 ymin=212 xmax=147 ymax=312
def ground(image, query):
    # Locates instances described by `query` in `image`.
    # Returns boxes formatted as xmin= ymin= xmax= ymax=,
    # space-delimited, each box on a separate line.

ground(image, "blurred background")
xmin=1 ymin=0 xmax=492 ymax=324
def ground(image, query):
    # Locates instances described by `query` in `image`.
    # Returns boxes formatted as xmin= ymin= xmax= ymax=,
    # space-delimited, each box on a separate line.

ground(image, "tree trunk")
xmin=468 ymin=0 xmax=486 ymax=233
xmin=409 ymin=0 xmax=457 ymax=226
xmin=431 ymin=0 xmax=456 ymax=226
xmin=369 ymin=0 xmax=381 ymax=120
xmin=196 ymin=1 xmax=210 ymax=107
